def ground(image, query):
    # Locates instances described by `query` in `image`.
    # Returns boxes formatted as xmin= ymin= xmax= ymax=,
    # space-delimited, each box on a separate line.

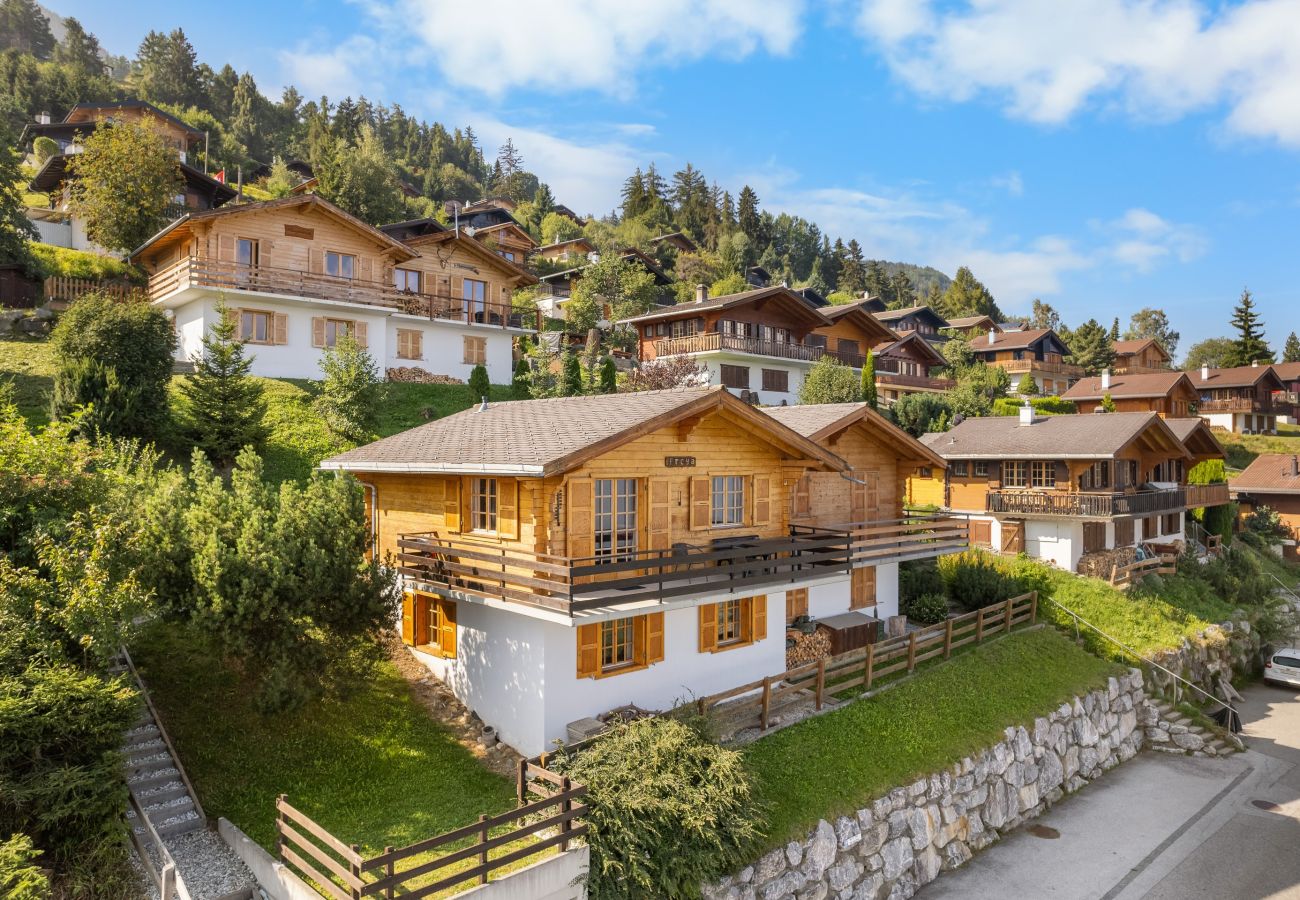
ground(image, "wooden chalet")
xmin=1231 ymin=455 xmax=1300 ymax=551
xmin=945 ymin=314 xmax=1001 ymax=340
xmin=807 ymin=298 xmax=898 ymax=369
xmin=872 ymin=305 xmax=950 ymax=346
xmin=969 ymin=327 xmax=1081 ymax=396
xmin=1189 ymin=363 xmax=1286 ymax=434
xmin=535 ymin=237 xmax=596 ymax=265
xmin=1061 ymin=370 xmax=1199 ymax=418
xmin=1271 ymin=362 xmax=1300 ymax=424
xmin=651 ymin=232 xmax=698 ymax=253
xmin=1112 ymin=339 xmax=1172 ymax=374
xmin=870 ymin=332 xmax=953 ymax=404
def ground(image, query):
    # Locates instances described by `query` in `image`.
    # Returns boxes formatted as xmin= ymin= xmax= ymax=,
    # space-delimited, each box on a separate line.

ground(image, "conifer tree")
xmin=1224 ymin=289 xmax=1273 ymax=366
xmin=1069 ymin=319 xmax=1115 ymax=376
xmin=861 ymin=351 xmax=877 ymax=409
xmin=180 ymin=300 xmax=268 ymax=468
xmin=468 ymin=363 xmax=490 ymax=401
xmin=560 ymin=351 xmax=583 ymax=397
xmin=599 ymin=357 xmax=618 ymax=394
xmin=1109 ymin=318 xmax=1120 ymax=342
xmin=1284 ymin=332 xmax=1300 ymax=364
xmin=512 ymin=357 xmax=531 ymax=399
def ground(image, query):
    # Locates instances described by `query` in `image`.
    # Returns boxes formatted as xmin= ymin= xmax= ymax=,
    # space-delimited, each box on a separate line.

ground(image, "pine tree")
xmin=838 ymin=240 xmax=867 ymax=294
xmin=1016 ymin=373 xmax=1039 ymax=396
xmin=1109 ymin=318 xmax=1120 ymax=342
xmin=0 ymin=119 xmax=36 ymax=268
xmin=599 ymin=357 xmax=618 ymax=394
xmin=0 ymin=0 xmax=55 ymax=58
xmin=1284 ymin=332 xmax=1300 ymax=364
xmin=737 ymin=185 xmax=760 ymax=239
xmin=55 ymin=17 xmax=103 ymax=74
xmin=468 ymin=364 xmax=490 ymax=401
xmin=512 ymin=357 xmax=531 ymax=399
xmin=135 ymin=28 xmax=204 ymax=108
xmin=939 ymin=267 xmax=1001 ymax=319
xmin=560 ymin=351 xmax=583 ymax=397
xmin=1069 ymin=319 xmax=1115 ymax=376
xmin=180 ymin=301 xmax=268 ymax=467
xmin=861 ymin=351 xmax=877 ymax=409
xmin=621 ymin=167 xmax=646 ymax=219
xmin=1225 ymin=288 xmax=1273 ymax=366
xmin=864 ymin=260 xmax=889 ymax=302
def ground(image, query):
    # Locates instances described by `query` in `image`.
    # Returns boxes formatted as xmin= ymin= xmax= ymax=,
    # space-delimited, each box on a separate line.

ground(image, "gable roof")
xmin=651 ymin=232 xmax=698 ymax=252
xmin=320 ymin=386 xmax=847 ymax=477
xmin=946 ymin=315 xmax=1000 ymax=332
xmin=617 ymin=285 xmax=833 ymax=329
xmin=22 ymin=100 xmax=203 ymax=145
xmin=1188 ymin=363 xmax=1286 ymax=391
xmin=765 ymin=402 xmax=947 ymax=468
xmin=29 ymin=153 xmax=238 ymax=207
xmin=400 ymin=230 xmax=538 ymax=284
xmin=471 ymin=220 xmax=539 ymax=248
xmin=969 ymin=327 xmax=1070 ymax=355
xmin=872 ymin=330 xmax=946 ymax=365
xmin=1164 ymin=417 xmax=1226 ymax=463
xmin=920 ymin=411 xmax=1191 ymax=460
xmin=873 ymin=305 xmax=950 ymax=331
xmin=1112 ymin=338 xmax=1172 ymax=362
xmin=1061 ymin=371 xmax=1197 ymax=402
xmin=1231 ymin=454 xmax=1300 ymax=495
xmin=817 ymin=302 xmax=897 ymax=345
xmin=537 ymin=237 xmax=596 ymax=255
xmin=1272 ymin=361 xmax=1300 ymax=383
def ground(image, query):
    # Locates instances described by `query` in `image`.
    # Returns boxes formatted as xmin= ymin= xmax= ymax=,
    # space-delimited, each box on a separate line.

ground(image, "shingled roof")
xmin=1061 ymin=371 xmax=1195 ymax=401
xmin=617 ymin=285 xmax=832 ymax=328
xmin=764 ymin=402 xmax=946 ymax=467
xmin=920 ymin=411 xmax=1190 ymax=460
xmin=320 ymin=386 xmax=846 ymax=476
xmin=1112 ymin=338 xmax=1171 ymax=361
xmin=1231 ymin=454 xmax=1300 ymax=494
xmin=1189 ymin=363 xmax=1286 ymax=391
xmin=1164 ymin=417 xmax=1226 ymax=462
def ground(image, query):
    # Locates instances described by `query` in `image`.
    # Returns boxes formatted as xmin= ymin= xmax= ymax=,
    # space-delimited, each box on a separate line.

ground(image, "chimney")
xmin=1201 ymin=363 xmax=1210 ymax=381
xmin=36 ymin=111 xmax=50 ymax=125
xmin=478 ymin=396 xmax=489 ymax=412
xmin=1101 ymin=369 xmax=1111 ymax=390
xmin=695 ymin=283 xmax=708 ymax=303
xmin=1292 ymin=456 xmax=1299 ymax=477
xmin=1252 ymin=359 xmax=1260 ymax=368
xmin=1019 ymin=401 xmax=1036 ymax=427
xmin=988 ymin=328 xmax=996 ymax=345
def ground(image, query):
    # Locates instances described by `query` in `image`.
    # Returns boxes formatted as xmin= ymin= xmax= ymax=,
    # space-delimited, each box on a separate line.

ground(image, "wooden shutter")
xmin=217 ymin=233 xmax=236 ymax=262
xmin=576 ymin=623 xmax=600 ymax=678
xmin=698 ymin=603 xmax=718 ymax=653
xmin=273 ymin=313 xmax=289 ymax=345
xmin=401 ymin=592 xmax=414 ymax=645
xmin=866 ymin=472 xmax=880 ymax=517
xmin=646 ymin=612 xmax=665 ymax=664
xmin=633 ymin=615 xmax=648 ymax=667
xmin=442 ymin=477 xmax=461 ymax=532
xmin=646 ymin=477 xmax=671 ymax=552
xmin=411 ymin=330 xmax=423 ymax=359
xmin=792 ymin=476 xmax=811 ymax=519
xmin=850 ymin=567 xmax=876 ymax=609
xmin=751 ymin=595 xmax=767 ymax=641
xmin=786 ymin=588 xmax=808 ymax=623
xmin=567 ymin=478 xmax=594 ymax=559
xmin=309 ymin=248 xmax=325 ymax=274
xmin=752 ymin=474 xmax=771 ymax=526
xmin=498 ymin=478 xmax=519 ymax=540
xmin=437 ymin=599 xmax=457 ymax=658
xmin=850 ymin=480 xmax=868 ymax=523
xmin=311 ymin=317 xmax=326 ymax=348
xmin=353 ymin=320 xmax=368 ymax=348
xmin=689 ymin=476 xmax=711 ymax=531
xmin=358 ymin=256 xmax=373 ymax=282
xmin=222 ymin=305 xmax=240 ymax=332
xmin=412 ymin=593 xmax=430 ymax=646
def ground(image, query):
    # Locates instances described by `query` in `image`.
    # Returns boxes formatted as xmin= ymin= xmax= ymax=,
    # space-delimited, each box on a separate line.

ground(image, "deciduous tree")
xmin=799 ymin=356 xmax=861 ymax=405
xmin=1183 ymin=337 xmax=1237 ymax=371
xmin=0 ymin=119 xmax=35 ymax=269
xmin=1124 ymin=307 xmax=1179 ymax=361
xmin=67 ymin=121 xmax=182 ymax=252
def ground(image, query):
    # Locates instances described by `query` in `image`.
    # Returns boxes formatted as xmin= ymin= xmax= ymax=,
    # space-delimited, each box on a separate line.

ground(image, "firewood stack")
xmin=785 ymin=628 xmax=831 ymax=669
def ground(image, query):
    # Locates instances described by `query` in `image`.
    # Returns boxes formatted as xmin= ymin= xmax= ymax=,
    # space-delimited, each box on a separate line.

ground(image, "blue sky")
xmin=58 ymin=0 xmax=1300 ymax=357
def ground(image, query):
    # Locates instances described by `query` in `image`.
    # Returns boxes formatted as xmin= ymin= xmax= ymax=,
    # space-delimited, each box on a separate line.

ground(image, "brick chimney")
xmin=695 ymin=283 xmax=708 ymax=303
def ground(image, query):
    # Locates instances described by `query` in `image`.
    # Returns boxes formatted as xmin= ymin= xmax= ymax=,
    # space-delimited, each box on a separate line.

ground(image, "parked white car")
xmin=1264 ymin=649 xmax=1300 ymax=688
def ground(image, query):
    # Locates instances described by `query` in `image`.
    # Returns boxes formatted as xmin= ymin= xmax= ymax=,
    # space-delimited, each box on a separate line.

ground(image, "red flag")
xmin=213 ymin=169 xmax=225 ymax=183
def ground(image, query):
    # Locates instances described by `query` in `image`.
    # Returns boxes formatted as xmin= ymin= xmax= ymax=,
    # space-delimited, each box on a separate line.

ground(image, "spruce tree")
xmin=468 ymin=363 xmax=491 ymax=401
xmin=1016 ymin=373 xmax=1039 ymax=395
xmin=1109 ymin=318 xmax=1120 ymax=342
xmin=560 ymin=351 xmax=583 ymax=397
xmin=512 ymin=357 xmax=531 ymax=399
xmin=180 ymin=301 xmax=268 ymax=468
xmin=1069 ymin=319 xmax=1115 ymax=376
xmin=861 ymin=351 xmax=877 ymax=408
xmin=1284 ymin=332 xmax=1300 ymax=364
xmin=599 ymin=357 xmax=618 ymax=394
xmin=1225 ymin=289 xmax=1274 ymax=366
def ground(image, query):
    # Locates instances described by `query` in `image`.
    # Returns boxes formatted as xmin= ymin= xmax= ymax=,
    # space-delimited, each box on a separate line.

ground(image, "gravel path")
xmin=130 ymin=827 xmax=257 ymax=900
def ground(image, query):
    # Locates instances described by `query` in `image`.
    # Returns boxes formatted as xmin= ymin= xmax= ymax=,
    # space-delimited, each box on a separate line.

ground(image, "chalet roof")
xmin=1272 ymin=361 xmax=1300 ymax=383
xmin=1231 ymin=454 xmax=1300 ymax=495
xmin=1188 ymin=363 xmax=1286 ymax=391
xmin=400 ymin=230 xmax=538 ymax=284
xmin=552 ymin=204 xmax=584 ymax=222
xmin=1164 ymin=417 xmax=1226 ymax=462
xmin=537 ymin=237 xmax=595 ymax=254
xmin=860 ymin=297 xmax=887 ymax=312
xmin=796 ymin=287 xmax=829 ymax=308
xmin=651 ymin=232 xmax=698 ymax=252
xmin=28 ymin=153 xmax=238 ymax=207
xmin=319 ymin=386 xmax=847 ymax=477
xmin=1111 ymin=338 xmax=1171 ymax=361
xmin=471 ymin=220 xmax=539 ymax=248
xmin=946 ymin=315 xmax=1000 ymax=331
xmin=817 ymin=301 xmax=897 ymax=344
xmin=378 ymin=218 xmax=447 ymax=240
xmin=22 ymin=100 xmax=202 ymax=144
xmin=128 ymin=194 xmax=418 ymax=262
xmin=871 ymin=330 xmax=946 ymax=364
xmin=1060 ymin=371 xmax=1196 ymax=402
xmin=920 ymin=411 xmax=1191 ymax=461
xmin=969 ymin=328 xmax=1069 ymax=354
xmin=873 ymin=305 xmax=950 ymax=330
xmin=617 ymin=286 xmax=833 ymax=328
xmin=764 ymin=402 xmax=947 ymax=468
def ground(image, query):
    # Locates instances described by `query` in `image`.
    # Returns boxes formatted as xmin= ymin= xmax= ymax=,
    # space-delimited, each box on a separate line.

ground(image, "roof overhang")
xmin=805 ymin=406 xmax=947 ymax=469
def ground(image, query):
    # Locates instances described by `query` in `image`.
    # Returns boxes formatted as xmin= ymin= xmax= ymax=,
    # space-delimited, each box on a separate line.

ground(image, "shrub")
xmin=902 ymin=592 xmax=949 ymax=625
xmin=799 ymin=355 xmax=860 ymax=405
xmin=511 ymin=357 xmax=531 ymax=399
xmin=1244 ymin=505 xmax=1290 ymax=541
xmin=27 ymin=243 xmax=143 ymax=282
xmin=316 ymin=335 xmax=380 ymax=441
xmin=621 ymin=356 xmax=708 ymax=393
xmin=178 ymin=300 xmax=268 ymax=468
xmin=599 ymin=356 xmax=618 ymax=394
xmin=467 ymin=363 xmax=491 ymax=401
xmin=891 ymin=392 xmax=953 ymax=437
xmin=1015 ymin=373 xmax=1039 ymax=395
xmin=1188 ymin=458 xmax=1227 ymax=485
xmin=938 ymin=550 xmax=1022 ymax=611
xmin=553 ymin=716 xmax=760 ymax=899
xmin=900 ymin=559 xmax=944 ymax=605
xmin=0 ymin=834 xmax=48 ymax=900
xmin=991 ymin=396 xmax=1077 ymax=417
xmin=50 ymin=293 xmax=177 ymax=440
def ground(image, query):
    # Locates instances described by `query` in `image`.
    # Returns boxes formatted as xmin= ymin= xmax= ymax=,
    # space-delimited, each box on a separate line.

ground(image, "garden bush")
xmin=899 ymin=559 xmax=944 ymax=606
xmin=991 ymin=395 xmax=1077 ymax=416
xmin=0 ymin=833 xmax=48 ymax=900
xmin=316 ymin=335 xmax=380 ymax=441
xmin=1243 ymin=505 xmax=1290 ymax=541
xmin=938 ymin=550 xmax=1024 ymax=611
xmin=901 ymin=592 xmax=949 ymax=625
xmin=553 ymin=716 xmax=760 ymax=900
xmin=467 ymin=363 xmax=491 ymax=401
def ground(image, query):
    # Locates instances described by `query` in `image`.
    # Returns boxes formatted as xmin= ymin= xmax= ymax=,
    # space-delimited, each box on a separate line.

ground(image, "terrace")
xmin=986 ymin=487 xmax=1188 ymax=518
xmin=653 ymin=331 xmax=865 ymax=367
xmin=996 ymin=358 xmax=1085 ymax=378
xmin=1197 ymin=396 xmax=1275 ymax=414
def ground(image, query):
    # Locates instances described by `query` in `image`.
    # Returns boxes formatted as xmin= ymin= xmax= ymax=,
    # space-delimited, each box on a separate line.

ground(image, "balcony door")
xmin=235 ymin=238 xmax=258 ymax=285
xmin=462 ymin=278 xmax=488 ymax=322
xmin=594 ymin=478 xmax=638 ymax=563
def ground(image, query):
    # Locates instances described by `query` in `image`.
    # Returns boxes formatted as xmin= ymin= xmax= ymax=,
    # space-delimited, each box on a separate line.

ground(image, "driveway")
xmin=920 ymin=681 xmax=1300 ymax=900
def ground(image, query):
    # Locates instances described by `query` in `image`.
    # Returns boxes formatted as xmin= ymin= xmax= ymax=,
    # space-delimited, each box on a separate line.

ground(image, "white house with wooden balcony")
xmin=319 ymin=386 xmax=968 ymax=755
xmin=129 ymin=196 xmax=537 ymax=384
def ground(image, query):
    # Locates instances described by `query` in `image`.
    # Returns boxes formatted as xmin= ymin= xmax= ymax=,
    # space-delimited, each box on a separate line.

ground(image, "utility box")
xmin=815 ymin=611 xmax=881 ymax=656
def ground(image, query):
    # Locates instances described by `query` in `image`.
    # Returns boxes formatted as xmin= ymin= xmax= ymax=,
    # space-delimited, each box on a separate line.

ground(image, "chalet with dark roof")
xmin=968 ymin=327 xmax=1081 ymax=396
xmin=1189 ymin=362 xmax=1286 ymax=434
xmin=1061 ymin=370 xmax=1199 ymax=418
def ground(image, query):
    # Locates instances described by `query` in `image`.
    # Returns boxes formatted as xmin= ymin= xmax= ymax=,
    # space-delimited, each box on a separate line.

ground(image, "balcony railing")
xmin=994 ymin=358 xmax=1085 ymax=377
xmin=653 ymin=332 xmax=864 ymax=367
xmin=875 ymin=370 xmax=956 ymax=391
xmin=146 ymin=256 xmax=535 ymax=329
xmin=396 ymin=515 xmax=969 ymax=616
xmin=987 ymin=488 xmax=1186 ymax=518
xmin=1197 ymin=397 xmax=1273 ymax=414
xmin=1185 ymin=483 xmax=1230 ymax=508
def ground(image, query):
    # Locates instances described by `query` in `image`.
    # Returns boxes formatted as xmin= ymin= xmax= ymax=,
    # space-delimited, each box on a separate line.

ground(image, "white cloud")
xmin=855 ymin=0 xmax=1300 ymax=146
xmin=1105 ymin=207 xmax=1208 ymax=272
xmin=278 ymin=36 xmax=381 ymax=99
xmin=372 ymin=0 xmax=806 ymax=97
xmin=990 ymin=171 xmax=1024 ymax=196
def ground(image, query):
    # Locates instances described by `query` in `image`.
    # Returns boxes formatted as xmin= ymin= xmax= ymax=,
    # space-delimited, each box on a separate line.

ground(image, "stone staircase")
xmin=1148 ymin=698 xmax=1243 ymax=757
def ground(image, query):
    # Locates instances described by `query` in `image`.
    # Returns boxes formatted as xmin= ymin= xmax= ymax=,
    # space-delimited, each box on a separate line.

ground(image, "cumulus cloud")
xmin=854 ymin=0 xmax=1300 ymax=145
xmin=1106 ymin=207 xmax=1208 ymax=272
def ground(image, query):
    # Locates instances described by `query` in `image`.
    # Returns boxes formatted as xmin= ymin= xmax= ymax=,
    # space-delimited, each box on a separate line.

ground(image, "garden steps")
xmin=1151 ymin=699 xmax=1242 ymax=755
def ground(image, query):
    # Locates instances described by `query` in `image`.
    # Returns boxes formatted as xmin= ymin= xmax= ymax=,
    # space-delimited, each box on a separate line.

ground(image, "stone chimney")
xmin=1019 ymin=401 xmax=1036 ymax=427
xmin=1101 ymin=369 xmax=1111 ymax=390
xmin=695 ymin=283 xmax=708 ymax=303
xmin=1201 ymin=363 xmax=1210 ymax=381
xmin=989 ymin=328 xmax=997 ymax=345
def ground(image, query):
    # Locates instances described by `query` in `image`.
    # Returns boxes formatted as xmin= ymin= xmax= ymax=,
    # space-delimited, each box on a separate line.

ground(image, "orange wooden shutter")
xmin=401 ymin=592 xmax=414 ymax=645
xmin=792 ymin=476 xmax=811 ymax=519
xmin=217 ymin=233 xmax=236 ymax=262
xmin=633 ymin=615 xmax=648 ymax=667
xmin=698 ymin=603 xmax=718 ymax=653
xmin=273 ymin=312 xmax=288 ymax=345
xmin=438 ymin=599 xmax=457 ymax=658
xmin=358 ymin=256 xmax=373 ymax=282
xmin=576 ymin=623 xmax=600 ymax=678
xmin=646 ymin=477 xmax=670 ymax=552
xmin=751 ymin=595 xmax=767 ymax=641
xmin=412 ymin=593 xmax=430 ymax=645
xmin=498 ymin=478 xmax=519 ymax=540
xmin=222 ymin=305 xmax=240 ymax=332
xmin=785 ymin=588 xmax=808 ymax=623
xmin=689 ymin=476 xmax=711 ymax=531
xmin=866 ymin=472 xmax=880 ymax=517
xmin=353 ymin=320 xmax=368 ymax=348
xmin=311 ymin=317 xmax=326 ymax=348
xmin=752 ymin=474 xmax=771 ymax=526
xmin=850 ymin=567 xmax=876 ymax=609
xmin=850 ymin=480 xmax=868 ymax=522
xmin=567 ymin=478 xmax=594 ymax=559
xmin=412 ymin=330 xmax=423 ymax=359
xmin=443 ymin=477 xmax=461 ymax=532
xmin=646 ymin=612 xmax=665 ymax=664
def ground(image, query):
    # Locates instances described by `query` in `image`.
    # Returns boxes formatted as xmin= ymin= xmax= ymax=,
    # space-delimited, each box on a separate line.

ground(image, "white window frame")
xmin=711 ymin=475 xmax=745 ymax=527
xmin=470 ymin=477 xmax=498 ymax=533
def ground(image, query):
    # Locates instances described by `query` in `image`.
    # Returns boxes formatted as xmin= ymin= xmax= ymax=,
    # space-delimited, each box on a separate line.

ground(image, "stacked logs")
xmin=385 ymin=367 xmax=466 ymax=385
xmin=785 ymin=628 xmax=831 ymax=669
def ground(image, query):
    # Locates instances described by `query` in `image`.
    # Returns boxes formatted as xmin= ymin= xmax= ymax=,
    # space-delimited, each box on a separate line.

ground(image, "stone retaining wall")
xmin=706 ymin=669 xmax=1148 ymax=900
xmin=1146 ymin=619 xmax=1259 ymax=701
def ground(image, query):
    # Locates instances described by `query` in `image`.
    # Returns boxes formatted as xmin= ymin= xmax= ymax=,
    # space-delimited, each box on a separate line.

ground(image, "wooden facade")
xmin=971 ymin=328 xmax=1082 ymax=395
xmin=1063 ymin=373 xmax=1199 ymax=418
xmin=1112 ymin=339 xmax=1173 ymax=374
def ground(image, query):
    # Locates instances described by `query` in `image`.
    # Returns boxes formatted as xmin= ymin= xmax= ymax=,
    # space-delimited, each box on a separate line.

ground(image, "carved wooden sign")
xmin=664 ymin=456 xmax=697 ymax=468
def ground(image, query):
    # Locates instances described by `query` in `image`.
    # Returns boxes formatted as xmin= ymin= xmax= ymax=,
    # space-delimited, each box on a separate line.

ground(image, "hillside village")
xmin=4 ymin=6 xmax=1300 ymax=900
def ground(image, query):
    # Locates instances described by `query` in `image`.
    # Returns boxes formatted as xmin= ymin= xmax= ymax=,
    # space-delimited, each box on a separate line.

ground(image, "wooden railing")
xmin=1185 ymin=483 xmax=1230 ymax=508
xmin=398 ymin=516 xmax=969 ymax=615
xmin=697 ymin=592 xmax=1039 ymax=733
xmin=987 ymin=488 xmax=1186 ymax=518
xmin=276 ymin=765 xmax=586 ymax=900
xmin=653 ymin=331 xmax=863 ymax=367
xmin=1110 ymin=554 xmax=1177 ymax=589
xmin=1197 ymin=397 xmax=1273 ymax=413
xmin=127 ymin=792 xmax=192 ymax=900
xmin=995 ymin=358 xmax=1085 ymax=377
xmin=874 ymin=370 xmax=955 ymax=391
xmin=43 ymin=276 xmax=141 ymax=303
xmin=146 ymin=256 xmax=534 ymax=329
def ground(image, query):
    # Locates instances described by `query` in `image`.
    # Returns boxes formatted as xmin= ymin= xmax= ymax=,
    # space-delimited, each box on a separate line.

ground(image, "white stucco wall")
xmin=29 ymin=216 xmax=72 ymax=248
xmin=806 ymin=563 xmax=900 ymax=622
xmin=1024 ymin=519 xmax=1083 ymax=572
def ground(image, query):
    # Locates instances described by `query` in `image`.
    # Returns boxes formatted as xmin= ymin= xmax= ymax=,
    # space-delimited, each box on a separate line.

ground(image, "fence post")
xmin=943 ymin=619 xmax=953 ymax=659
xmin=1110 ymin=563 xmax=1119 ymax=586
xmin=1029 ymin=591 xmax=1038 ymax=624
xmin=384 ymin=846 xmax=395 ymax=900
xmin=815 ymin=657 xmax=826 ymax=710
xmin=760 ymin=677 xmax=772 ymax=730
xmin=478 ymin=814 xmax=490 ymax=884
xmin=276 ymin=794 xmax=287 ymax=862
xmin=517 ymin=758 xmax=528 ymax=806
xmin=1004 ymin=597 xmax=1013 ymax=634
xmin=350 ymin=844 xmax=362 ymax=900
xmin=975 ymin=607 xmax=985 ymax=643
xmin=906 ymin=632 xmax=917 ymax=673
xmin=560 ymin=775 xmax=573 ymax=853
xmin=864 ymin=641 xmax=876 ymax=691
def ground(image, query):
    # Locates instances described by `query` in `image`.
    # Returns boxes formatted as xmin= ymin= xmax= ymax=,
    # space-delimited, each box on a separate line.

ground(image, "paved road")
xmin=921 ymin=681 xmax=1300 ymax=900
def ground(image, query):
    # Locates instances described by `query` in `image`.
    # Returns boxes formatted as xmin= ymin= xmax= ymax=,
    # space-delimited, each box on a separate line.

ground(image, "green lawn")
xmin=744 ymin=628 xmax=1122 ymax=845
xmin=132 ymin=623 xmax=515 ymax=852
xmin=1217 ymin=423 xmax=1300 ymax=472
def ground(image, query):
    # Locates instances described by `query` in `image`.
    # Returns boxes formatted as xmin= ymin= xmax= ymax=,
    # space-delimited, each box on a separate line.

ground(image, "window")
xmin=1031 ymin=461 xmax=1056 ymax=489
xmin=499 ymin=250 xmax=516 ymax=262
xmin=594 ymin=478 xmax=638 ymax=562
xmin=644 ymin=325 xmax=654 ymax=339
xmin=1162 ymin=513 xmax=1181 ymax=536
xmin=1115 ymin=519 xmax=1135 ymax=547
xmin=470 ymin=477 xmax=497 ymax=533
xmin=711 ymin=476 xmax=745 ymax=526
xmin=396 ymin=328 xmax=423 ymax=360
xmin=462 ymin=278 xmax=488 ymax=317
xmin=761 ymin=369 xmax=789 ymax=392
xmin=720 ymin=364 xmax=750 ymax=389
xmin=805 ymin=334 xmax=827 ymax=349
xmin=1080 ymin=461 xmax=1112 ymax=491
xmin=325 ymin=251 xmax=355 ymax=279
xmin=837 ymin=339 xmax=860 ymax=358
xmin=1002 ymin=461 xmax=1028 ymax=488
xmin=716 ymin=599 xmax=744 ymax=646
xmin=403 ymin=593 xmax=456 ymax=659
xmin=394 ymin=268 xmax=421 ymax=293
xmin=973 ymin=461 xmax=989 ymax=478
xmin=323 ymin=318 xmax=352 ymax=348
xmin=236 ymin=237 xmax=258 ymax=267
xmin=463 ymin=335 xmax=487 ymax=365
xmin=600 ymin=618 xmax=635 ymax=671
xmin=699 ymin=597 xmax=766 ymax=652
xmin=240 ymin=309 xmax=272 ymax=344
xmin=576 ymin=613 xmax=664 ymax=678
xmin=952 ymin=461 xmax=969 ymax=478
xmin=670 ymin=318 xmax=699 ymax=338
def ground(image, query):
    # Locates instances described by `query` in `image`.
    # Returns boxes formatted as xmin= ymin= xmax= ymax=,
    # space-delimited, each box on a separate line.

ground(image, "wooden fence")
xmin=697 ymin=592 xmax=1039 ymax=733
xmin=42 ymin=276 xmax=141 ymax=303
xmin=276 ymin=764 xmax=586 ymax=900
xmin=1110 ymin=554 xmax=1177 ymax=589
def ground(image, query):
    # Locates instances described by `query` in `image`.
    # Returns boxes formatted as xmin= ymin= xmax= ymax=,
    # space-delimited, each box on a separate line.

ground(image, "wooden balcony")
xmin=653 ymin=331 xmax=862 ymax=367
xmin=995 ymin=358 xmax=1085 ymax=378
xmin=987 ymin=488 xmax=1186 ymax=518
xmin=1197 ymin=397 xmax=1273 ymax=414
xmin=875 ymin=370 xmax=956 ymax=391
xmin=146 ymin=256 xmax=535 ymax=329
xmin=1185 ymin=482 xmax=1230 ymax=508
xmin=396 ymin=516 xmax=969 ymax=616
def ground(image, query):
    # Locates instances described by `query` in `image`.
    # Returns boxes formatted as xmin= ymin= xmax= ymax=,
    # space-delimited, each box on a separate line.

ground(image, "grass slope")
xmin=745 ymin=628 xmax=1121 ymax=845
xmin=133 ymin=623 xmax=515 ymax=851
xmin=1216 ymin=423 xmax=1300 ymax=473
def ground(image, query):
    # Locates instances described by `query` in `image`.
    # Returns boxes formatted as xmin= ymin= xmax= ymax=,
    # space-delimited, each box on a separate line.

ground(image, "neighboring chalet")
xmin=538 ymin=247 xmax=673 ymax=301
xmin=21 ymin=101 xmax=236 ymax=250
xmin=870 ymin=332 xmax=952 ymax=405
xmin=320 ymin=386 xmax=967 ymax=754
xmin=454 ymin=204 xmax=537 ymax=264
xmin=1061 ymin=370 xmax=1199 ymax=418
xmin=1165 ymin=417 xmax=1230 ymax=473
xmin=968 ymin=328 xmax=1081 ymax=396
xmin=808 ymin=298 xmax=898 ymax=369
xmin=651 ymin=232 xmax=698 ymax=253
xmin=1232 ymin=455 xmax=1300 ymax=552
xmin=1112 ymin=339 xmax=1172 ymax=374
xmin=1189 ymin=363 xmax=1286 ymax=434
xmin=945 ymin=315 xmax=1001 ymax=340
xmin=1270 ymin=362 xmax=1300 ymax=425
xmin=534 ymin=237 xmax=596 ymax=266
xmin=912 ymin=409 xmax=1211 ymax=571
xmin=873 ymin=305 xmax=951 ymax=348
xmin=129 ymin=195 xmax=536 ymax=383
xmin=621 ymin=285 xmax=888 ymax=405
